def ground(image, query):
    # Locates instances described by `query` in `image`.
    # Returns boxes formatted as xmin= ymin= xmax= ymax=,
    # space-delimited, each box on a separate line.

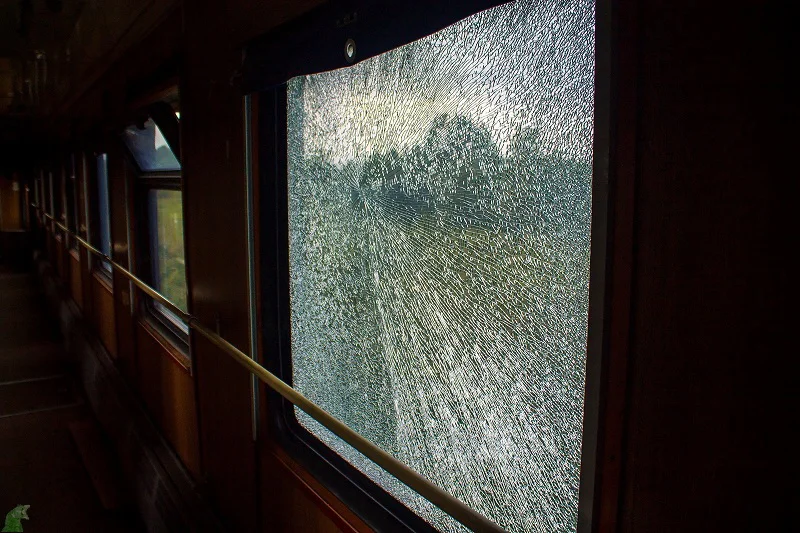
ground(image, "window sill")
xmin=138 ymin=315 xmax=192 ymax=375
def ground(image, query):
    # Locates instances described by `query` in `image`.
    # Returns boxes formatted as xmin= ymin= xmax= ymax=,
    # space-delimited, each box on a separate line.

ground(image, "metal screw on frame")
xmin=344 ymin=38 xmax=356 ymax=63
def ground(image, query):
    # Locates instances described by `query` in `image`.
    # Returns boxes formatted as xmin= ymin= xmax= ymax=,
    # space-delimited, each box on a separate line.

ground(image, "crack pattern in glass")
xmin=287 ymin=1 xmax=595 ymax=531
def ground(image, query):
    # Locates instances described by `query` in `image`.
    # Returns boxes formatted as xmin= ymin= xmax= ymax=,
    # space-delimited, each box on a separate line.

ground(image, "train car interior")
xmin=0 ymin=0 xmax=792 ymax=532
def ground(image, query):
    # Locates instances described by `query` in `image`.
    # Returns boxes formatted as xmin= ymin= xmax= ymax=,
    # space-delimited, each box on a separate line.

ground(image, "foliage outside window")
xmin=148 ymin=189 xmax=188 ymax=318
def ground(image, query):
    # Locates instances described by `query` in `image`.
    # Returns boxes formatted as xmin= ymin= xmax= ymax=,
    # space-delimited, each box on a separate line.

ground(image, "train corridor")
xmin=0 ymin=263 xmax=142 ymax=533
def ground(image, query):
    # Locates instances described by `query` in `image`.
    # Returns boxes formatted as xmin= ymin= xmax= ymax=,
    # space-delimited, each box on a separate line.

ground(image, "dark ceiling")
xmin=0 ymin=0 xmax=85 ymax=115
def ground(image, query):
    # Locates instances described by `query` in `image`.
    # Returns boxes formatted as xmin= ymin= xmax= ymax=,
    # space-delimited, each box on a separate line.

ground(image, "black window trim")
xmin=253 ymin=0 xmax=612 ymax=531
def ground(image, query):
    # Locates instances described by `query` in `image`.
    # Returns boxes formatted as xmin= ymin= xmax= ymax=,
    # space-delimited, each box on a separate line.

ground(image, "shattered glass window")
xmin=286 ymin=1 xmax=596 ymax=531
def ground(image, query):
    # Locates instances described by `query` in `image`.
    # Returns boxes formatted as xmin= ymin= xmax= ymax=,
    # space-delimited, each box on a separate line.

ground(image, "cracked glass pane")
xmin=287 ymin=0 xmax=595 ymax=531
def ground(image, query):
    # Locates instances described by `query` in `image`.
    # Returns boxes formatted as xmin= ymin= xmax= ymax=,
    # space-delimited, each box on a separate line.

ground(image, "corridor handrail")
xmin=33 ymin=205 xmax=506 ymax=533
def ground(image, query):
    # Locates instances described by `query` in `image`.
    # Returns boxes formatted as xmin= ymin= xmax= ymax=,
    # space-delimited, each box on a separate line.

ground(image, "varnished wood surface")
xmin=69 ymin=250 xmax=83 ymax=310
xmin=92 ymin=273 xmax=117 ymax=358
xmin=617 ymin=1 xmax=792 ymax=531
xmin=0 ymin=175 xmax=22 ymax=230
xmin=135 ymin=321 xmax=202 ymax=480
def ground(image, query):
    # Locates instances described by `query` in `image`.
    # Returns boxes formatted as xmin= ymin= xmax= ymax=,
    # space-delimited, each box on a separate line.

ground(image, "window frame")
xmin=251 ymin=0 xmax=612 ymax=531
xmin=88 ymin=149 xmax=114 ymax=277
xmin=120 ymin=102 xmax=189 ymax=347
xmin=136 ymin=178 xmax=189 ymax=340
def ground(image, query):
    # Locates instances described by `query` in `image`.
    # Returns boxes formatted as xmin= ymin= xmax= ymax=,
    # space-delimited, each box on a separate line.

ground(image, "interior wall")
xmin=179 ymin=1 xmax=325 ymax=530
xmin=0 ymin=174 xmax=22 ymax=230
xmin=619 ymin=1 xmax=792 ymax=531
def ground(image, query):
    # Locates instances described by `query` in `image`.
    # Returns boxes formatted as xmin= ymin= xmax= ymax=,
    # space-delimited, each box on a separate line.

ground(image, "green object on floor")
xmin=2 ymin=505 xmax=29 ymax=532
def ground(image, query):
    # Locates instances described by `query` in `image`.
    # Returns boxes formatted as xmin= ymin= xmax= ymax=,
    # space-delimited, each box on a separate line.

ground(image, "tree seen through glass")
xmin=149 ymin=189 xmax=187 ymax=314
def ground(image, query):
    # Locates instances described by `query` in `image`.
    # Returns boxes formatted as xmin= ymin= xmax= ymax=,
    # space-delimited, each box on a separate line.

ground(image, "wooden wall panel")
xmin=0 ymin=175 xmax=22 ymax=230
xmin=182 ymin=3 xmax=259 ymax=531
xmin=46 ymin=230 xmax=55 ymax=266
xmin=55 ymin=236 xmax=65 ymax=278
xmin=135 ymin=322 xmax=201 ymax=479
xmin=92 ymin=274 xmax=117 ymax=358
xmin=262 ymin=453 xmax=355 ymax=533
xmin=618 ymin=1 xmax=792 ymax=532
xmin=69 ymin=250 xmax=83 ymax=309
xmin=261 ymin=448 xmax=369 ymax=533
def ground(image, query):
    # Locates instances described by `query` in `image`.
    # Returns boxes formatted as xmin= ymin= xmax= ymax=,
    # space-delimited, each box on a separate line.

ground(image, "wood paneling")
xmin=46 ymin=229 xmax=54 ymax=265
xmin=262 ymin=452 xmax=360 ymax=533
xmin=69 ymin=250 xmax=83 ymax=309
xmin=0 ymin=175 xmax=22 ymax=230
xmin=182 ymin=3 xmax=258 ymax=530
xmin=55 ymin=236 xmax=64 ymax=278
xmin=617 ymin=1 xmax=792 ymax=532
xmin=261 ymin=447 xmax=370 ymax=533
xmin=135 ymin=322 xmax=201 ymax=479
xmin=92 ymin=273 xmax=117 ymax=358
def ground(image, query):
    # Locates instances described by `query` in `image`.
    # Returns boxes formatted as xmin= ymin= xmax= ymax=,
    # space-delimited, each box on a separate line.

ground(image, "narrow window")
xmin=277 ymin=0 xmax=597 ymax=531
xmin=96 ymin=153 xmax=113 ymax=272
xmin=121 ymin=103 xmax=187 ymax=338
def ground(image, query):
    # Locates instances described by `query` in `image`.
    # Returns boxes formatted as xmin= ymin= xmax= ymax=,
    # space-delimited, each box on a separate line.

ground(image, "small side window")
xmin=96 ymin=153 xmax=113 ymax=273
xmin=120 ymin=101 xmax=188 ymax=342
